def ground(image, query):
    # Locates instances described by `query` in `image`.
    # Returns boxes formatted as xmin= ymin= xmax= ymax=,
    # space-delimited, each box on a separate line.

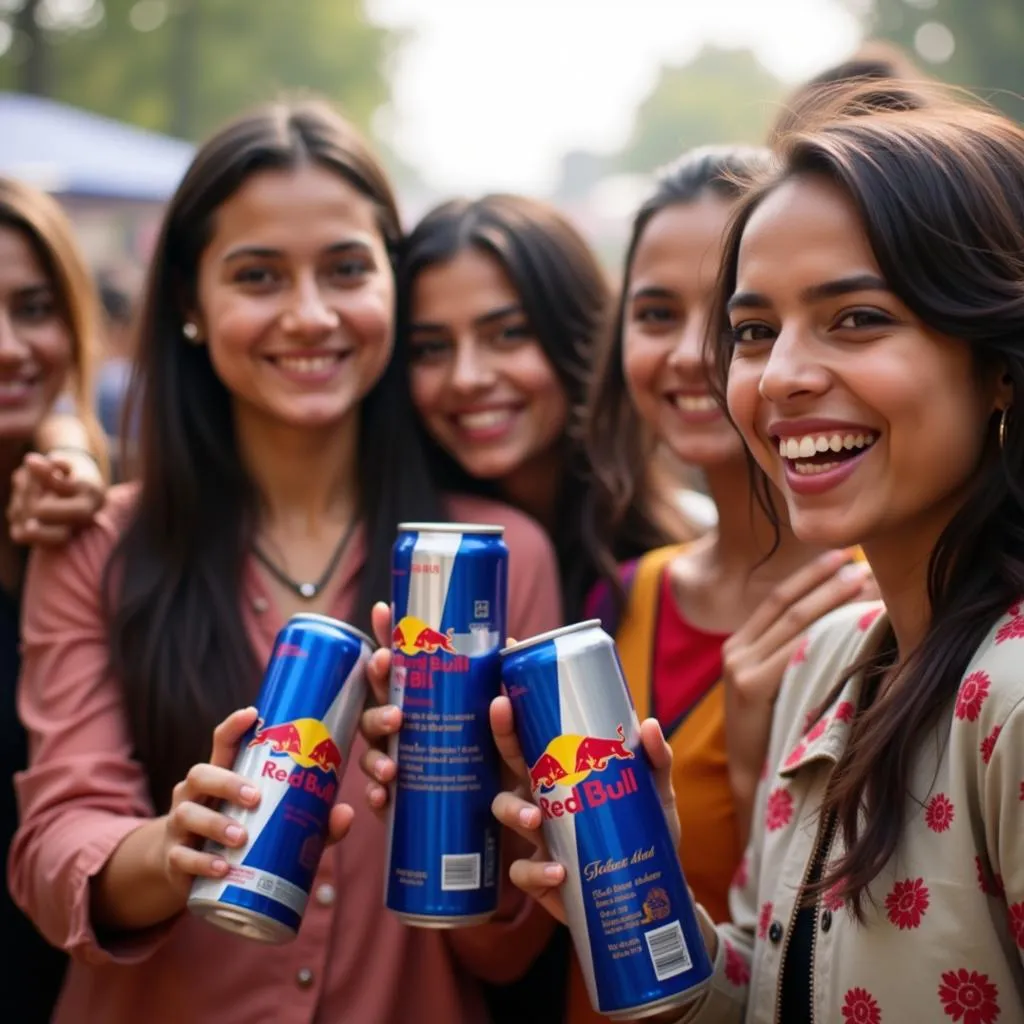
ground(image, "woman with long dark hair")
xmin=495 ymin=89 xmax=1024 ymax=1022
xmin=9 ymin=100 xmax=561 ymax=1023
xmin=399 ymin=194 xmax=693 ymax=619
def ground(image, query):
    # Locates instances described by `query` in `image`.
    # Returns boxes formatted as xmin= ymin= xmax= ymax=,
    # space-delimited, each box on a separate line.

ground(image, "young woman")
xmin=400 ymin=194 xmax=694 ymax=619
xmin=566 ymin=146 xmax=872 ymax=1024
xmin=496 ymin=92 xmax=1024 ymax=1022
xmin=8 ymin=100 xmax=561 ymax=1024
xmin=0 ymin=175 xmax=107 ymax=1023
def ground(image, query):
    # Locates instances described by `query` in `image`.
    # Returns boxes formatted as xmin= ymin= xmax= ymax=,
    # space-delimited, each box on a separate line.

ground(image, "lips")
xmin=448 ymin=404 xmax=523 ymax=441
xmin=264 ymin=351 xmax=351 ymax=383
xmin=768 ymin=423 xmax=881 ymax=495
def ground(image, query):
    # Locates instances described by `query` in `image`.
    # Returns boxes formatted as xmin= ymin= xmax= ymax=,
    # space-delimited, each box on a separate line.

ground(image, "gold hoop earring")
xmin=999 ymin=407 xmax=1009 ymax=450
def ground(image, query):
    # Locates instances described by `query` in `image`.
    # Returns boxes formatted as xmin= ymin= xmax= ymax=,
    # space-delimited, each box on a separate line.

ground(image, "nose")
xmin=449 ymin=338 xmax=496 ymax=393
xmin=281 ymin=273 xmax=339 ymax=339
xmin=757 ymin=324 xmax=831 ymax=403
xmin=666 ymin=313 xmax=708 ymax=376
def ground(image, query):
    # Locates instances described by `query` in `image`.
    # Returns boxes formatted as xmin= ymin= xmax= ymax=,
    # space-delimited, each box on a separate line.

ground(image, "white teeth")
xmin=276 ymin=355 xmax=339 ymax=374
xmin=793 ymin=460 xmax=842 ymax=475
xmin=458 ymin=409 xmax=514 ymax=430
xmin=779 ymin=432 xmax=878 ymax=461
xmin=673 ymin=394 xmax=718 ymax=413
xmin=0 ymin=380 xmax=30 ymax=394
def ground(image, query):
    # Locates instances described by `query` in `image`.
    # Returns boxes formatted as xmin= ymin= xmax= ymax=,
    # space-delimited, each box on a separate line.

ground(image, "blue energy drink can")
xmin=384 ymin=522 xmax=508 ymax=927
xmin=188 ymin=613 xmax=372 ymax=943
xmin=501 ymin=620 xmax=713 ymax=1020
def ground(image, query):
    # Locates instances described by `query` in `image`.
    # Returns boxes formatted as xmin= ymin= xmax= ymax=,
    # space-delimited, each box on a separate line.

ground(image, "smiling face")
xmin=725 ymin=174 xmax=1005 ymax=553
xmin=193 ymin=163 xmax=395 ymax=435
xmin=406 ymin=247 xmax=568 ymax=481
xmin=623 ymin=197 xmax=746 ymax=467
xmin=0 ymin=225 xmax=73 ymax=441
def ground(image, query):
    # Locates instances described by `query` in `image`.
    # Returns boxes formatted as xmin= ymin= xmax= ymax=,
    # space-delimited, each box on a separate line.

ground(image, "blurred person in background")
xmin=0 ymin=175 xmax=108 ymax=1023
xmin=399 ymin=194 xmax=701 ymax=628
xmin=94 ymin=275 xmax=137 ymax=478
xmin=574 ymin=145 xmax=875 ymax=1024
xmin=8 ymin=99 xmax=560 ymax=1024
xmin=499 ymin=86 xmax=1024 ymax=1024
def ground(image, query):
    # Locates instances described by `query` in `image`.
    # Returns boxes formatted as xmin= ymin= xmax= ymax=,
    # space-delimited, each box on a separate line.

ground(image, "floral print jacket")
xmin=678 ymin=601 xmax=1024 ymax=1024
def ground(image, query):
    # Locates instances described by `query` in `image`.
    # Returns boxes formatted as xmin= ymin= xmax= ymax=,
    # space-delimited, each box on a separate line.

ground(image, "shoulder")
xmin=957 ymin=601 xmax=1024 ymax=740
xmin=445 ymin=493 xmax=555 ymax=564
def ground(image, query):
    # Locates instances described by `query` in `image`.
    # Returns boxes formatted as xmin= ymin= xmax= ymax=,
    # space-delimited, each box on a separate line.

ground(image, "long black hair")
xmin=397 ymin=194 xmax=608 ymax=617
xmin=708 ymin=90 xmax=1024 ymax=914
xmin=106 ymin=100 xmax=443 ymax=810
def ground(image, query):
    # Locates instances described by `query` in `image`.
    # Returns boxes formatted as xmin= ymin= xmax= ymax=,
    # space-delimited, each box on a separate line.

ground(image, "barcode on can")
xmin=441 ymin=853 xmax=481 ymax=891
xmin=644 ymin=921 xmax=692 ymax=981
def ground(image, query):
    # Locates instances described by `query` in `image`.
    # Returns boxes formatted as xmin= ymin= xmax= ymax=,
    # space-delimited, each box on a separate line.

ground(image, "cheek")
xmin=344 ymin=282 xmax=395 ymax=353
xmin=622 ymin=335 xmax=662 ymax=412
xmin=511 ymin=351 xmax=568 ymax=430
xmin=33 ymin=325 xmax=74 ymax=377
xmin=408 ymin=364 xmax=446 ymax=419
xmin=725 ymin=359 xmax=764 ymax=449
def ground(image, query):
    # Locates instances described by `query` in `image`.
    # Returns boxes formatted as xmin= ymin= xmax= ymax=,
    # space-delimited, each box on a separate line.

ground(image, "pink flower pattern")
xmin=1009 ymin=902 xmax=1024 ymax=951
xmin=995 ymin=601 xmax=1024 ymax=643
xmin=938 ymin=968 xmax=1000 ymax=1023
xmin=842 ymin=987 xmax=882 ymax=1024
xmin=980 ymin=726 xmax=1001 ymax=766
xmin=757 ymin=901 xmax=773 ymax=940
xmin=955 ymin=672 xmax=990 ymax=722
xmin=884 ymin=877 xmax=930 ymax=930
xmin=925 ymin=794 xmax=955 ymax=833
xmin=835 ymin=700 xmax=856 ymax=723
xmin=764 ymin=788 xmax=794 ymax=831
xmin=723 ymin=941 xmax=750 ymax=987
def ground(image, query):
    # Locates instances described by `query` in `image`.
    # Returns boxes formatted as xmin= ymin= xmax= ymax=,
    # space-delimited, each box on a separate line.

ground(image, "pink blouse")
xmin=9 ymin=486 xmax=563 ymax=1024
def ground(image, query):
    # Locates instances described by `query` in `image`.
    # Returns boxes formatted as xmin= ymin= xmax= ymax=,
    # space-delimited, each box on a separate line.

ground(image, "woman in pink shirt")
xmin=8 ymin=99 xmax=561 ymax=1024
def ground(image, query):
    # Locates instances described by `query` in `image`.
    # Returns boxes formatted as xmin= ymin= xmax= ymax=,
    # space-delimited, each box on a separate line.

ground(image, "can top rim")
xmin=500 ymin=619 xmax=603 ymax=656
xmin=285 ymin=613 xmax=376 ymax=650
xmin=398 ymin=522 xmax=505 ymax=535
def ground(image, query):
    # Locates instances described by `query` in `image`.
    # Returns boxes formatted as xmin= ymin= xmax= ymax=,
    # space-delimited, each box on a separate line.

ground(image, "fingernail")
xmin=839 ymin=563 xmax=871 ymax=582
xmin=519 ymin=807 xmax=537 ymax=827
xmin=240 ymin=785 xmax=258 ymax=803
xmin=543 ymin=864 xmax=564 ymax=880
xmin=212 ymin=858 xmax=228 ymax=874
xmin=225 ymin=825 xmax=244 ymax=843
xmin=374 ymin=763 xmax=388 ymax=782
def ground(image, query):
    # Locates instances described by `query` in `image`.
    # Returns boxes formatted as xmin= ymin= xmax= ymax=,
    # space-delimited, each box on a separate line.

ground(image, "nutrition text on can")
xmin=501 ymin=620 xmax=713 ymax=1020
xmin=384 ymin=522 xmax=508 ymax=927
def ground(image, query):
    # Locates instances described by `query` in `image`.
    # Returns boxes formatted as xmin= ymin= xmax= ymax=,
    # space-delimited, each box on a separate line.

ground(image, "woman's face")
xmin=194 ymin=163 xmax=395 ymax=435
xmin=725 ymin=174 xmax=1007 ymax=553
xmin=407 ymin=247 xmax=567 ymax=481
xmin=622 ymin=197 xmax=746 ymax=468
xmin=0 ymin=225 xmax=73 ymax=442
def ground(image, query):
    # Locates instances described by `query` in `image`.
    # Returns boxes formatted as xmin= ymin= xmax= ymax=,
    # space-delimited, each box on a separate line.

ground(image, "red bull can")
xmin=188 ymin=613 xmax=372 ymax=943
xmin=501 ymin=621 xmax=713 ymax=1020
xmin=384 ymin=522 xmax=507 ymax=927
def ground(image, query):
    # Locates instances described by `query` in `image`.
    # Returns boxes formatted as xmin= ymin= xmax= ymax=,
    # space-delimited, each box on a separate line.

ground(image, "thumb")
xmin=210 ymin=706 xmax=259 ymax=768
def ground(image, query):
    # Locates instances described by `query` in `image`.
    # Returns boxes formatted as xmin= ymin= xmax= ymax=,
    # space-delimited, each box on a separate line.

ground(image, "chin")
xmin=785 ymin=506 xmax=862 ymax=550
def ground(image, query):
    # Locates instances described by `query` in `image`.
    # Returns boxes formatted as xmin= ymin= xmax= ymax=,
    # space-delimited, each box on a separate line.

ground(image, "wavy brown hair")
xmin=708 ymin=92 xmax=1024 ymax=915
xmin=582 ymin=146 xmax=771 ymax=616
xmin=106 ymin=100 xmax=443 ymax=810
xmin=0 ymin=177 xmax=106 ymax=470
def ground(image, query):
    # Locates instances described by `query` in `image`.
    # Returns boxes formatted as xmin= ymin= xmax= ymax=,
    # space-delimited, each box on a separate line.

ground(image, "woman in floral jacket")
xmin=491 ymin=88 xmax=1024 ymax=1023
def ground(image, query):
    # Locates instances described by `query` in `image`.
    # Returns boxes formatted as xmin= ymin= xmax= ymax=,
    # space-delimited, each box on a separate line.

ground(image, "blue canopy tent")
xmin=0 ymin=92 xmax=194 ymax=203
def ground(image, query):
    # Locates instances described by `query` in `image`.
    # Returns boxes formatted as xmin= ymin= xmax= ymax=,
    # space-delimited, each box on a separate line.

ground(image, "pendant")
xmin=299 ymin=582 xmax=317 ymax=599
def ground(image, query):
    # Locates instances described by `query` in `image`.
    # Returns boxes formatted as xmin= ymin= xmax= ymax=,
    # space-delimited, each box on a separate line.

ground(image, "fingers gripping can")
xmin=188 ymin=613 xmax=372 ymax=943
xmin=501 ymin=621 xmax=713 ymax=1020
xmin=384 ymin=522 xmax=508 ymax=927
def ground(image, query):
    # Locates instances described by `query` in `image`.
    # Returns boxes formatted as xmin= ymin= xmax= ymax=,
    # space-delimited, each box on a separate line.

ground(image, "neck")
xmin=702 ymin=459 xmax=832 ymax=579
xmin=235 ymin=410 xmax=360 ymax=532
xmin=861 ymin=533 xmax=934 ymax=661
xmin=498 ymin=445 xmax=564 ymax=533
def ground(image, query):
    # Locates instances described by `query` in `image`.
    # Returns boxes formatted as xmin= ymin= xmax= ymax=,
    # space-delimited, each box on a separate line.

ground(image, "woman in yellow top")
xmin=572 ymin=146 xmax=873 ymax=1024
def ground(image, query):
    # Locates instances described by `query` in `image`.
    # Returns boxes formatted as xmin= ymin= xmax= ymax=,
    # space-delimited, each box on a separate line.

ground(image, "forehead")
xmin=206 ymin=164 xmax=383 ymax=256
xmin=0 ymin=225 xmax=49 ymax=286
xmin=411 ymin=248 xmax=519 ymax=319
xmin=736 ymin=175 xmax=881 ymax=295
xmin=632 ymin=197 xmax=733 ymax=285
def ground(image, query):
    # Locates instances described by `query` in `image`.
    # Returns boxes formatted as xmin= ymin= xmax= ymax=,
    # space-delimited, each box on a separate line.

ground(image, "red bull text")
xmin=188 ymin=614 xmax=372 ymax=943
xmin=384 ymin=523 xmax=507 ymax=927
xmin=502 ymin=621 xmax=713 ymax=1020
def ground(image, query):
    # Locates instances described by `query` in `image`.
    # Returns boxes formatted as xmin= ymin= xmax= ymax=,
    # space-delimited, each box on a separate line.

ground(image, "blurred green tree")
xmin=614 ymin=46 xmax=786 ymax=173
xmin=848 ymin=0 xmax=1024 ymax=120
xmin=0 ymin=0 xmax=399 ymax=139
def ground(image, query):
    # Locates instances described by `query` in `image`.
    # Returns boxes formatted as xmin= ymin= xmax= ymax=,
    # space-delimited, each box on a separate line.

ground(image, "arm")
xmin=34 ymin=411 xmax=107 ymax=481
xmin=446 ymin=514 xmax=564 ymax=981
xmin=6 ymin=512 xmax=165 ymax=964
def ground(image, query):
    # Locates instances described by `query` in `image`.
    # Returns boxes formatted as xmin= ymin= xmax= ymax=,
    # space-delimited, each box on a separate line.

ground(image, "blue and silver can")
xmin=384 ymin=522 xmax=508 ymax=927
xmin=188 ymin=613 xmax=372 ymax=943
xmin=501 ymin=620 xmax=713 ymax=1020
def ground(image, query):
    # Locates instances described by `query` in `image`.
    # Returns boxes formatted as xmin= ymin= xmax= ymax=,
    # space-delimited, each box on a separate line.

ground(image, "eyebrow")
xmin=409 ymin=303 xmax=525 ymax=334
xmin=727 ymin=273 xmax=890 ymax=313
xmin=630 ymin=286 xmax=677 ymax=302
xmin=222 ymin=239 xmax=371 ymax=263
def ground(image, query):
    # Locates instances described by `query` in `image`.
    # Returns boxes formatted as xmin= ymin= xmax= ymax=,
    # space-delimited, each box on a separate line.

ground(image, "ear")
xmin=994 ymin=368 xmax=1014 ymax=414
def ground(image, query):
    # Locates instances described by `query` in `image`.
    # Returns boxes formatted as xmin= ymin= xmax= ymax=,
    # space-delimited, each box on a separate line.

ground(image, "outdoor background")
xmin=1 ymin=0 xmax=1022 ymax=272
